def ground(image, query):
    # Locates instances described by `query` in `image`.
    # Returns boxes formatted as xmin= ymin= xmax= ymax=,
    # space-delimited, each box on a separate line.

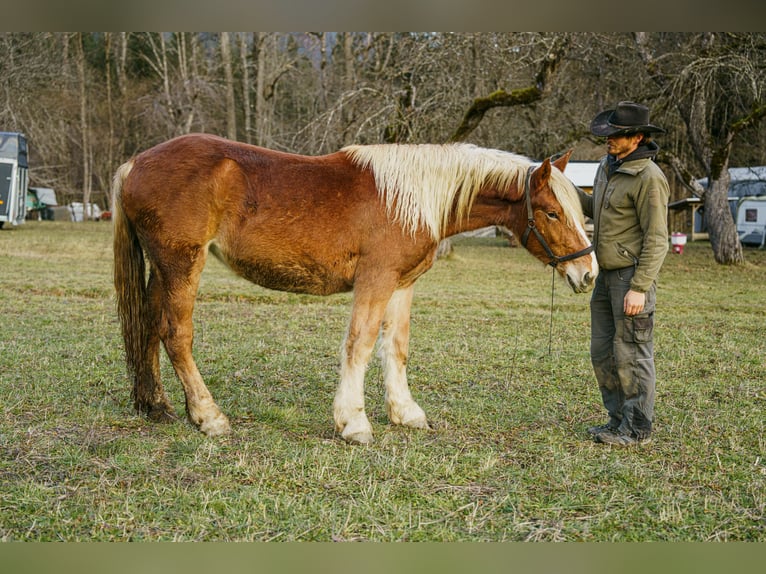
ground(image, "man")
xmin=577 ymin=101 xmax=669 ymax=447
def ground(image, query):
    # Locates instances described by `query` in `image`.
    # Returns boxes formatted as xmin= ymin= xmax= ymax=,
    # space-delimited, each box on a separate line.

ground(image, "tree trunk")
xmin=254 ymin=33 xmax=268 ymax=147
xmin=104 ymin=33 xmax=114 ymax=211
xmin=342 ymin=32 xmax=355 ymax=131
xmin=705 ymin=167 xmax=745 ymax=264
xmin=220 ymin=32 xmax=237 ymax=141
xmin=176 ymin=32 xmax=198 ymax=134
xmin=76 ymin=33 xmax=91 ymax=221
xmin=156 ymin=34 xmax=173 ymax=132
xmin=116 ymin=32 xmax=128 ymax=98
xmin=239 ymin=33 xmax=252 ymax=144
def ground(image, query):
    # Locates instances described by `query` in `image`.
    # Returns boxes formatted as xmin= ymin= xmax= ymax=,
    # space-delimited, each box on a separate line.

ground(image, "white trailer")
xmin=0 ymin=132 xmax=29 ymax=228
xmin=737 ymin=196 xmax=766 ymax=247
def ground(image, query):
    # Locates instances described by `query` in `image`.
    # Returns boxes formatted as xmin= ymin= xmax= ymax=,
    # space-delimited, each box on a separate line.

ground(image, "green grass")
xmin=0 ymin=221 xmax=764 ymax=541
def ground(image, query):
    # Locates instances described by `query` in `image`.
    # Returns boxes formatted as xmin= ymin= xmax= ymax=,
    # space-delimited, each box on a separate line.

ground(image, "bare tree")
xmin=75 ymin=33 xmax=92 ymax=219
xmin=3 ymin=32 xmax=766 ymax=233
xmin=635 ymin=32 xmax=766 ymax=264
xmin=141 ymin=33 xmax=206 ymax=137
xmin=253 ymin=33 xmax=268 ymax=147
xmin=0 ymin=34 xmax=73 ymax=193
xmin=239 ymin=32 xmax=253 ymax=144
xmin=99 ymin=31 xmax=131 ymax=208
xmin=249 ymin=33 xmax=296 ymax=148
xmin=144 ymin=33 xmax=176 ymax=133
xmin=220 ymin=32 xmax=237 ymax=141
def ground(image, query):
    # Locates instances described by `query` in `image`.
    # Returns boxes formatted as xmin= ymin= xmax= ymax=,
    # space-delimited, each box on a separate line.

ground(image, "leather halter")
xmin=520 ymin=165 xmax=595 ymax=268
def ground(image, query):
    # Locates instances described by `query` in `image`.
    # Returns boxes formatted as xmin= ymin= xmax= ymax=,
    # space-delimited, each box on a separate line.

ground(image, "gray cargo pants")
xmin=590 ymin=266 xmax=656 ymax=440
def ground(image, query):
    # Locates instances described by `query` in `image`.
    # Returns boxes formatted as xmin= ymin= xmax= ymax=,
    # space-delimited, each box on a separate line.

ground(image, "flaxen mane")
xmin=343 ymin=143 xmax=585 ymax=239
xmin=343 ymin=143 xmax=529 ymax=240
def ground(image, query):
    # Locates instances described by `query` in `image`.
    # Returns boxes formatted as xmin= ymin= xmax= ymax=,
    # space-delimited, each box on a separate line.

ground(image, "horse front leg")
xmin=379 ymin=286 xmax=428 ymax=430
xmin=333 ymin=288 xmax=391 ymax=445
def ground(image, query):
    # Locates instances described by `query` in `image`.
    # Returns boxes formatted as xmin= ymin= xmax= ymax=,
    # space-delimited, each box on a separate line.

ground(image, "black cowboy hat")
xmin=590 ymin=101 xmax=665 ymax=137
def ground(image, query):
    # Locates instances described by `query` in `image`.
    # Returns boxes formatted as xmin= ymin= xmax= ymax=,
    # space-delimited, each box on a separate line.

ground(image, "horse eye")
xmin=546 ymin=211 xmax=559 ymax=220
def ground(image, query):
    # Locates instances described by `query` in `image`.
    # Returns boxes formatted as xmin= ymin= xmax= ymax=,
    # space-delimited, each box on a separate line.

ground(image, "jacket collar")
xmin=606 ymin=141 xmax=659 ymax=178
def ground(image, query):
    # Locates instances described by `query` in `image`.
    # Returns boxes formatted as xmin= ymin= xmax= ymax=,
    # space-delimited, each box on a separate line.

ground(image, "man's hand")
xmin=624 ymin=290 xmax=646 ymax=316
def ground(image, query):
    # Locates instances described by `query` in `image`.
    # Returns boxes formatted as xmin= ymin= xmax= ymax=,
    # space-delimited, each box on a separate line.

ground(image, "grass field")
xmin=0 ymin=221 xmax=763 ymax=541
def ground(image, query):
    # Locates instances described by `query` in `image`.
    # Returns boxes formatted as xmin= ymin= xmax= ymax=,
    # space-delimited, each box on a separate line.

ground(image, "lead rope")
xmin=548 ymin=266 xmax=555 ymax=355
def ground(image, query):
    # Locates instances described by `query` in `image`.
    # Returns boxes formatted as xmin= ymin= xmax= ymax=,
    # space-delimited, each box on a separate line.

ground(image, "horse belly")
xmin=211 ymin=241 xmax=357 ymax=296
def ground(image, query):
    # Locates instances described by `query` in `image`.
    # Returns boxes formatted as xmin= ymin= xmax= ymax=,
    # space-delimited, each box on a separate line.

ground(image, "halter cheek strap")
xmin=520 ymin=165 xmax=595 ymax=268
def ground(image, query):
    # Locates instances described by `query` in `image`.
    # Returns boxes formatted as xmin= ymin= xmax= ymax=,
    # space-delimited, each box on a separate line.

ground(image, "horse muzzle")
xmin=565 ymin=263 xmax=598 ymax=294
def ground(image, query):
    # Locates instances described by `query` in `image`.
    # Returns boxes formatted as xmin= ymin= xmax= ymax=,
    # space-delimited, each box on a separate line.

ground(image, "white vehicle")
xmin=737 ymin=196 xmax=766 ymax=247
xmin=0 ymin=132 xmax=29 ymax=228
xmin=69 ymin=202 xmax=103 ymax=222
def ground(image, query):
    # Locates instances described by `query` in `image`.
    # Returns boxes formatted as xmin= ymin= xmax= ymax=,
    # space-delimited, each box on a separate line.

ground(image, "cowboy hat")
xmin=590 ymin=101 xmax=665 ymax=137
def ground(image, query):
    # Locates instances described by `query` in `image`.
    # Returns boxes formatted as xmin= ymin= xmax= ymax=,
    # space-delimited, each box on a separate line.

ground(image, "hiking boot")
xmin=587 ymin=422 xmax=618 ymax=436
xmin=595 ymin=429 xmax=651 ymax=447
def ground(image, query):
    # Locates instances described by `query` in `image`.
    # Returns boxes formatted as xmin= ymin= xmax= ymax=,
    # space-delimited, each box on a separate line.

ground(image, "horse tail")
xmin=112 ymin=160 xmax=150 ymax=408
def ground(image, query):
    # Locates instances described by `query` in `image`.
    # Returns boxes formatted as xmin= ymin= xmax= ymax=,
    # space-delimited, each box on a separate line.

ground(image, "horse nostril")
xmin=584 ymin=272 xmax=592 ymax=284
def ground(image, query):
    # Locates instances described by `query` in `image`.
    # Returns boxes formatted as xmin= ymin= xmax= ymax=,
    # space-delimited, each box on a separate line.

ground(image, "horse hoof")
xmin=341 ymin=428 xmax=374 ymax=445
xmin=339 ymin=418 xmax=374 ymax=444
xmin=401 ymin=415 xmax=429 ymax=430
xmin=199 ymin=412 xmax=231 ymax=437
xmin=147 ymin=404 xmax=179 ymax=423
xmin=389 ymin=403 xmax=429 ymax=429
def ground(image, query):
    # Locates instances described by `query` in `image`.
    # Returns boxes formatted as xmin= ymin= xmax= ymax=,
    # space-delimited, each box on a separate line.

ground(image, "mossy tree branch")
xmin=448 ymin=36 xmax=571 ymax=143
xmin=448 ymin=87 xmax=541 ymax=143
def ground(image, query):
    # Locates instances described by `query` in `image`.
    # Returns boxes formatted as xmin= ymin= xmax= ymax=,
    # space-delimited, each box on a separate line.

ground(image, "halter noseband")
xmin=520 ymin=165 xmax=595 ymax=268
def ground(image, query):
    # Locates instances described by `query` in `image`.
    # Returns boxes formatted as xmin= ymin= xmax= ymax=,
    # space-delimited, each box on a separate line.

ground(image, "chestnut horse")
xmin=113 ymin=134 xmax=597 ymax=444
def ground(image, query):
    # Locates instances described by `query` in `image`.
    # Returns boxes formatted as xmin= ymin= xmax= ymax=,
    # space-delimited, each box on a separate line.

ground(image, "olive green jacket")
xmin=578 ymin=152 xmax=669 ymax=293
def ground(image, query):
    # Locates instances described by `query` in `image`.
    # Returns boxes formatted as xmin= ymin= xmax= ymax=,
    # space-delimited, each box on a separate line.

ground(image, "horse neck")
xmin=441 ymin=182 xmax=524 ymax=238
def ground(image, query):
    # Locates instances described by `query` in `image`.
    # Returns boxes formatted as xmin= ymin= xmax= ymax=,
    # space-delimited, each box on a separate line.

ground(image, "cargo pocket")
xmin=623 ymin=312 xmax=654 ymax=343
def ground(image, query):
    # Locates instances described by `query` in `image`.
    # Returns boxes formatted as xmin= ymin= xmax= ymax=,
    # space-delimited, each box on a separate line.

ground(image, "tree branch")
xmin=448 ymin=35 xmax=571 ymax=142
xmin=728 ymin=101 xmax=766 ymax=140
xmin=448 ymin=87 xmax=541 ymax=142
xmin=657 ymin=150 xmax=706 ymax=198
xmin=712 ymin=101 xmax=766 ymax=179
xmin=633 ymin=32 xmax=668 ymax=90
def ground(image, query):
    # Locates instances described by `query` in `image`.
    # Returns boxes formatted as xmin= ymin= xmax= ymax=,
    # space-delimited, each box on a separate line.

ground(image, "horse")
xmin=112 ymin=133 xmax=598 ymax=444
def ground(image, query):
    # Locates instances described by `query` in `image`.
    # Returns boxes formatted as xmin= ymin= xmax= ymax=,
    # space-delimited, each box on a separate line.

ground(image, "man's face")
xmin=606 ymin=133 xmax=643 ymax=160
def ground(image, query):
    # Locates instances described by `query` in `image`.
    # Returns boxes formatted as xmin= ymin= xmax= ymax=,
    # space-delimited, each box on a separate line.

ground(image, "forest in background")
xmin=1 ymin=32 xmax=765 ymax=262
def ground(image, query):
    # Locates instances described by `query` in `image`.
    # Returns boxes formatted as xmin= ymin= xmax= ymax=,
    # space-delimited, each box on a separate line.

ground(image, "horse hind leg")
xmin=378 ymin=286 xmax=428 ymax=430
xmin=133 ymin=269 xmax=178 ymax=422
xmin=154 ymin=249 xmax=231 ymax=437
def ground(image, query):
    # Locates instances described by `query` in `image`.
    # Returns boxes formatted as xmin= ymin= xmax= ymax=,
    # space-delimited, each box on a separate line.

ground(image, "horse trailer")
xmin=737 ymin=196 xmax=766 ymax=247
xmin=0 ymin=132 xmax=29 ymax=228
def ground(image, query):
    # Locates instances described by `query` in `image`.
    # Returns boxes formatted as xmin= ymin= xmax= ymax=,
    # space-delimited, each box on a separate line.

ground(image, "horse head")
xmin=517 ymin=150 xmax=598 ymax=293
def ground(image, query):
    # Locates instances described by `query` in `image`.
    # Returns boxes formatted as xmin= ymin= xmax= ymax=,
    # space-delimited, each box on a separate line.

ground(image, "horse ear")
xmin=551 ymin=149 xmax=573 ymax=172
xmin=535 ymin=157 xmax=552 ymax=183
